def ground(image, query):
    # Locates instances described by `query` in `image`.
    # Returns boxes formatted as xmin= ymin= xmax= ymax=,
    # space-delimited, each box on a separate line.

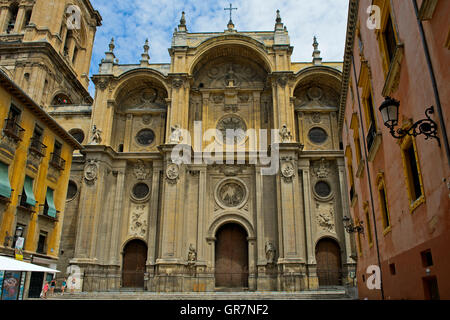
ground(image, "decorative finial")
xmin=180 ymin=11 xmax=186 ymax=25
xmin=276 ymin=10 xmax=282 ymax=23
xmin=312 ymin=36 xmax=322 ymax=65
xmin=144 ymin=38 xmax=149 ymax=54
xmin=313 ymin=36 xmax=319 ymax=50
xmin=140 ymin=38 xmax=150 ymax=64
xmin=109 ymin=38 xmax=115 ymax=52
xmin=224 ymin=3 xmax=237 ymax=29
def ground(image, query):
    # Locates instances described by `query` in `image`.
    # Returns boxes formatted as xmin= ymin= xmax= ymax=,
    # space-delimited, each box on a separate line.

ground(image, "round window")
xmin=136 ymin=129 xmax=155 ymax=146
xmin=315 ymin=181 xmax=331 ymax=198
xmin=308 ymin=127 xmax=328 ymax=144
xmin=69 ymin=129 xmax=85 ymax=144
xmin=132 ymin=183 xmax=150 ymax=199
xmin=66 ymin=181 xmax=78 ymax=200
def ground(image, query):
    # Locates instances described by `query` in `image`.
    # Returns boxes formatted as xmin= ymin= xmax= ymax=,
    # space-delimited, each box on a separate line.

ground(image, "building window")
xmin=400 ymin=136 xmax=425 ymax=211
xmin=389 ymin=263 xmax=396 ymax=275
xmin=345 ymin=145 xmax=356 ymax=204
xmin=19 ymin=175 xmax=36 ymax=209
xmin=377 ymin=173 xmax=391 ymax=233
xmin=384 ymin=14 xmax=397 ymax=65
xmin=421 ymin=250 xmax=433 ymax=267
xmin=43 ymin=187 xmax=58 ymax=218
xmin=5 ymin=3 xmax=19 ymax=33
xmin=308 ymin=127 xmax=328 ymax=144
xmin=364 ymin=203 xmax=373 ymax=247
xmin=68 ymin=128 xmax=85 ymax=144
xmin=66 ymin=181 xmax=78 ymax=200
xmin=36 ymin=231 xmax=47 ymax=254
xmin=356 ymin=218 xmax=363 ymax=256
xmin=51 ymin=94 xmax=72 ymax=105
xmin=135 ymin=129 xmax=155 ymax=146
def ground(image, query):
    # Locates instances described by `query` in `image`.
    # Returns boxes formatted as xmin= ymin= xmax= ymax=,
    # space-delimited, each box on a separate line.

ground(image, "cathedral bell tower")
xmin=0 ymin=0 xmax=102 ymax=107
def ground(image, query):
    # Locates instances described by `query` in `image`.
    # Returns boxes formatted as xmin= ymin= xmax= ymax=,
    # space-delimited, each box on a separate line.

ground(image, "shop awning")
xmin=23 ymin=176 xmax=36 ymax=207
xmin=0 ymin=256 xmax=60 ymax=273
xmin=0 ymin=162 xmax=12 ymax=199
xmin=45 ymin=188 xmax=57 ymax=218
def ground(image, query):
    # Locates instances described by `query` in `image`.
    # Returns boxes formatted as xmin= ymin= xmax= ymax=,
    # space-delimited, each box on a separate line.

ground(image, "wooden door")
xmin=215 ymin=224 xmax=248 ymax=288
xmin=315 ymin=238 xmax=342 ymax=286
xmin=122 ymin=240 xmax=147 ymax=288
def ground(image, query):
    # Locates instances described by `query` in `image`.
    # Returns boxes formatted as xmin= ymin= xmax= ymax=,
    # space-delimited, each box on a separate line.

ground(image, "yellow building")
xmin=0 ymin=69 xmax=81 ymax=298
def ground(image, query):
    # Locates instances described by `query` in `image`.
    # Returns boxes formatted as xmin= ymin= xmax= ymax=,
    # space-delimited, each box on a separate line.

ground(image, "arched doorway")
xmin=215 ymin=223 xmax=248 ymax=289
xmin=315 ymin=238 xmax=342 ymax=286
xmin=122 ymin=239 xmax=147 ymax=288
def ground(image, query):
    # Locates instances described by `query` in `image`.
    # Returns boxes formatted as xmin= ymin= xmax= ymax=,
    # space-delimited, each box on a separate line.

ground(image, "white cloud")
xmin=89 ymin=0 xmax=349 ymax=94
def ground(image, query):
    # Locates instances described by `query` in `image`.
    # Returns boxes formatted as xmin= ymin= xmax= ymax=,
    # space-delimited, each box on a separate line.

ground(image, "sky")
xmin=88 ymin=0 xmax=349 ymax=95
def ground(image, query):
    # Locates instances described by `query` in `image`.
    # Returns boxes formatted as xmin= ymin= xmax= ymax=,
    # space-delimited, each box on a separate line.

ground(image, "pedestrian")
xmin=61 ymin=278 xmax=67 ymax=295
xmin=50 ymin=278 xmax=56 ymax=295
xmin=70 ymin=277 xmax=76 ymax=293
xmin=42 ymin=282 xmax=49 ymax=299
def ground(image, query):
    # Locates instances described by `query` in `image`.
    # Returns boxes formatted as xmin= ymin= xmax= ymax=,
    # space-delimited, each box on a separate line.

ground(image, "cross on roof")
xmin=224 ymin=3 xmax=237 ymax=23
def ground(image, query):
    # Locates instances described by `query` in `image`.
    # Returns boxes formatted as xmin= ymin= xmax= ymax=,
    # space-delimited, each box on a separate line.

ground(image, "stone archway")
xmin=122 ymin=239 xmax=147 ymax=288
xmin=215 ymin=223 xmax=248 ymax=289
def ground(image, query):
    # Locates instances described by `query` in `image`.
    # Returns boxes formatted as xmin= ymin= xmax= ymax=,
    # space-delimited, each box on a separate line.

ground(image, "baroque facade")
xmin=2 ymin=0 xmax=357 ymax=293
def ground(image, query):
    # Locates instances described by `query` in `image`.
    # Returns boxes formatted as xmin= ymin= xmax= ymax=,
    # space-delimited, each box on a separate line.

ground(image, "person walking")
xmin=70 ymin=277 xmax=76 ymax=294
xmin=50 ymin=278 xmax=56 ymax=295
xmin=42 ymin=282 xmax=49 ymax=299
xmin=61 ymin=278 xmax=67 ymax=295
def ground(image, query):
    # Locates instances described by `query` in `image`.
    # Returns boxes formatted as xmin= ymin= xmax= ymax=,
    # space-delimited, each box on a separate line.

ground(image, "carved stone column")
xmin=275 ymin=142 xmax=306 ymax=291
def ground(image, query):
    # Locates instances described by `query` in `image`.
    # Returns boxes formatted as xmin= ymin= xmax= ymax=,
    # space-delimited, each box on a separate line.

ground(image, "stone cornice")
xmin=338 ymin=0 xmax=359 ymax=135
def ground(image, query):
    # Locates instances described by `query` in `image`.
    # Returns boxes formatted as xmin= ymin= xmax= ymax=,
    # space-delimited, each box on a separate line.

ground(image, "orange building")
xmin=340 ymin=0 xmax=450 ymax=299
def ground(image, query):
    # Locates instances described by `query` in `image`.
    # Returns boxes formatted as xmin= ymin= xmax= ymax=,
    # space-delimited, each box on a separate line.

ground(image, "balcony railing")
xmin=366 ymin=124 xmax=377 ymax=152
xmin=49 ymin=152 xmax=66 ymax=171
xmin=29 ymin=137 xmax=47 ymax=157
xmin=3 ymin=118 xmax=25 ymax=142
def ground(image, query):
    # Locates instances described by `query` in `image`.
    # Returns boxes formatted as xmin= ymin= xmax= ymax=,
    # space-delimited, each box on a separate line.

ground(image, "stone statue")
xmin=279 ymin=124 xmax=292 ymax=143
xmin=265 ymin=241 xmax=276 ymax=264
xmin=90 ymin=125 xmax=102 ymax=145
xmin=188 ymin=244 xmax=197 ymax=263
xmin=169 ymin=124 xmax=182 ymax=144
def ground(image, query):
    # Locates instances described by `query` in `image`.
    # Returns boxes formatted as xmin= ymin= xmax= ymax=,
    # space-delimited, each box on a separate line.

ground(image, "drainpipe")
xmin=412 ymin=0 xmax=450 ymax=168
xmin=351 ymin=55 xmax=385 ymax=300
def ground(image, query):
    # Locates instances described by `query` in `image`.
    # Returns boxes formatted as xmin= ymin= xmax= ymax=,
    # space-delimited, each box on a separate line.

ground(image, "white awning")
xmin=0 ymin=256 xmax=60 ymax=273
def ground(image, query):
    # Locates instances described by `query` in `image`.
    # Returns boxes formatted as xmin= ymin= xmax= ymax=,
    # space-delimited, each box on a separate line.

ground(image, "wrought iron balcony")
xmin=3 ymin=118 xmax=25 ymax=142
xmin=49 ymin=152 xmax=66 ymax=171
xmin=29 ymin=137 xmax=47 ymax=157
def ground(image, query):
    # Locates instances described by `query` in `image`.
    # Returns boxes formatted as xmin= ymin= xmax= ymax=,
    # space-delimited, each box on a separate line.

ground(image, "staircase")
xmin=43 ymin=288 xmax=354 ymax=300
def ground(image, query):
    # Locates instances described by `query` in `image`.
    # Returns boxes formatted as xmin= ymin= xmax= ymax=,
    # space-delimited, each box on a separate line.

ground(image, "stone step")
xmin=44 ymin=290 xmax=352 ymax=300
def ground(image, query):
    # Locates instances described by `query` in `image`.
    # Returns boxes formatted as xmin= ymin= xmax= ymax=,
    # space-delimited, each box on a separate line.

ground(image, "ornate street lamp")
xmin=379 ymin=97 xmax=440 ymax=145
xmin=343 ymin=216 xmax=364 ymax=234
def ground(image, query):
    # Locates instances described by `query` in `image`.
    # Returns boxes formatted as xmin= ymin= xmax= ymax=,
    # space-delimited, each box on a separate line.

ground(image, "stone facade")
xmin=0 ymin=0 xmax=356 ymax=292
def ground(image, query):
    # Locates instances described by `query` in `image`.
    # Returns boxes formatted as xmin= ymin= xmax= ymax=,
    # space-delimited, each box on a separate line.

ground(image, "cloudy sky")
xmin=88 ymin=0 xmax=349 ymax=94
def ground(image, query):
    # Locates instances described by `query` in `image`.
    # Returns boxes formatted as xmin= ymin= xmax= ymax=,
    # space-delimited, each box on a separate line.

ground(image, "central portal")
xmin=215 ymin=223 xmax=248 ymax=289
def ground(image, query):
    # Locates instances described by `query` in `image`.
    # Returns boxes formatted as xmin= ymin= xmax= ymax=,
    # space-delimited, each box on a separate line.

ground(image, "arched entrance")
xmin=215 ymin=223 xmax=248 ymax=289
xmin=315 ymin=238 xmax=342 ymax=286
xmin=122 ymin=239 xmax=147 ymax=288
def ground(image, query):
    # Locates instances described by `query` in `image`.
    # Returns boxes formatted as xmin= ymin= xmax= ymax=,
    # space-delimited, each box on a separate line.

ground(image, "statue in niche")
xmin=169 ymin=125 xmax=182 ymax=144
xmin=225 ymin=65 xmax=237 ymax=87
xmin=265 ymin=241 xmax=276 ymax=264
xmin=89 ymin=125 xmax=102 ymax=145
xmin=188 ymin=244 xmax=197 ymax=263
xmin=279 ymin=124 xmax=292 ymax=143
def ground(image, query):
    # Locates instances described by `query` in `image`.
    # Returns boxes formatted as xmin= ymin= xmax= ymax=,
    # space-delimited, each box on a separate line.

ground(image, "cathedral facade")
xmin=1 ymin=0 xmax=356 ymax=292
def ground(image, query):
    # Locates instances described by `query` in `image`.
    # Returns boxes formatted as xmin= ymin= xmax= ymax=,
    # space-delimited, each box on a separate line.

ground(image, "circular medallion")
xmin=166 ymin=163 xmax=180 ymax=182
xmin=136 ymin=129 xmax=155 ymax=146
xmin=308 ymin=127 xmax=328 ymax=144
xmin=218 ymin=181 xmax=246 ymax=208
xmin=216 ymin=115 xmax=247 ymax=144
